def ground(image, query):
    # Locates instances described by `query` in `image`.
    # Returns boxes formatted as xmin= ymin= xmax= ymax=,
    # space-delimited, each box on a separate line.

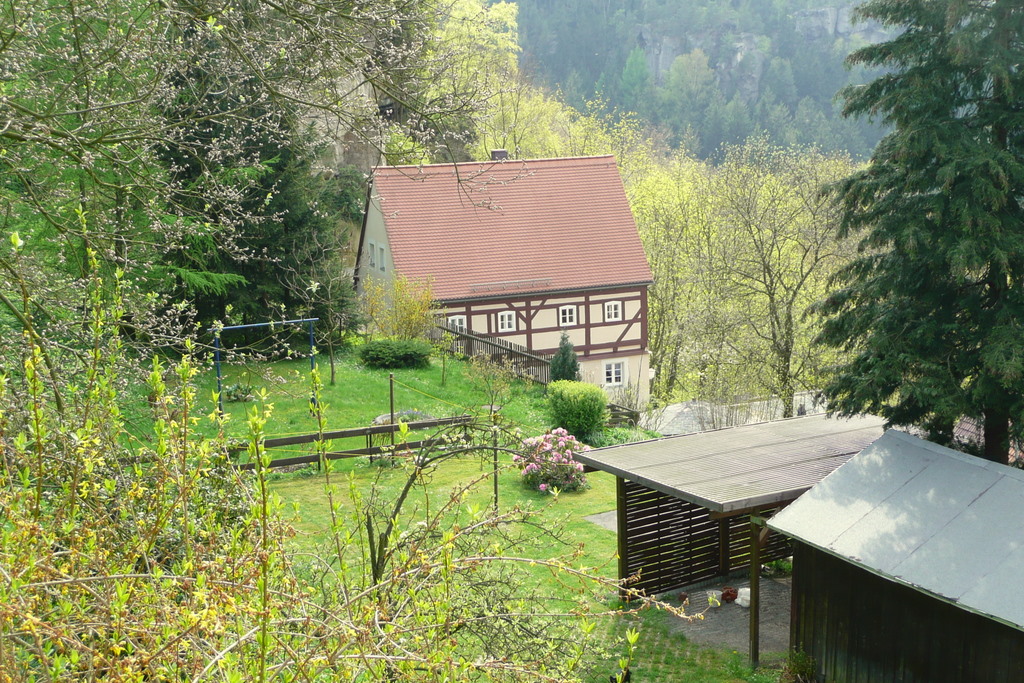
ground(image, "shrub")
xmin=358 ymin=338 xmax=432 ymax=369
xmin=549 ymin=332 xmax=580 ymax=381
xmin=361 ymin=274 xmax=435 ymax=340
xmin=514 ymin=428 xmax=589 ymax=493
xmin=223 ymin=382 xmax=255 ymax=403
xmin=586 ymin=426 xmax=661 ymax=448
xmin=547 ymin=380 xmax=608 ymax=440
xmin=780 ymin=650 xmax=816 ymax=683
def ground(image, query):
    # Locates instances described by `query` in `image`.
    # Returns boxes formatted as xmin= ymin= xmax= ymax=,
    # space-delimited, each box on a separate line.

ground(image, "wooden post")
xmin=616 ymin=477 xmax=629 ymax=601
xmin=719 ymin=519 xmax=731 ymax=576
xmin=389 ymin=373 xmax=395 ymax=448
xmin=749 ymin=514 xmax=763 ymax=669
xmin=492 ymin=411 xmax=499 ymax=512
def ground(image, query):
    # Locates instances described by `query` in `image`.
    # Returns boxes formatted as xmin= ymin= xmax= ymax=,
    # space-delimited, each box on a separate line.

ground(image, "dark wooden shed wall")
xmin=791 ymin=542 xmax=1024 ymax=683
xmin=617 ymin=478 xmax=790 ymax=595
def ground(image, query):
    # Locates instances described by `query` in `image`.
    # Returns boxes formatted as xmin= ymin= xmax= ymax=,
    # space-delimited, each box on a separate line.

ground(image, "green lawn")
xmin=269 ymin=459 xmax=779 ymax=682
xmin=197 ymin=353 xmax=550 ymax=443
xmin=181 ymin=350 xmax=778 ymax=681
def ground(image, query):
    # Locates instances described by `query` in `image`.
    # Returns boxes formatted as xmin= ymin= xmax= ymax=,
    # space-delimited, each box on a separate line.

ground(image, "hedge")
xmin=358 ymin=339 xmax=432 ymax=369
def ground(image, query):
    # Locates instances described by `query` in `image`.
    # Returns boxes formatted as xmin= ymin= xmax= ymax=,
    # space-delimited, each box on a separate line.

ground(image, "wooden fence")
xmin=231 ymin=415 xmax=474 ymax=470
xmin=616 ymin=478 xmax=791 ymax=596
xmin=431 ymin=323 xmax=641 ymax=426
xmin=607 ymin=403 xmax=640 ymax=428
xmin=430 ymin=324 xmax=552 ymax=385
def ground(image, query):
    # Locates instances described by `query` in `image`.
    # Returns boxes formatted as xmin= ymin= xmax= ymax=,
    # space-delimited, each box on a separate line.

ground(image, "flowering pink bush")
xmin=514 ymin=428 xmax=589 ymax=493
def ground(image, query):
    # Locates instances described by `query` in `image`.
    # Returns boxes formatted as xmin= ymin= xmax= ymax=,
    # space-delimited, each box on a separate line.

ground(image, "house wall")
xmin=579 ymin=352 xmax=649 ymax=403
xmin=356 ymin=193 xmax=395 ymax=290
xmin=441 ymin=285 xmax=650 ymax=402
xmin=790 ymin=541 xmax=1024 ymax=683
xmin=441 ymin=287 xmax=647 ymax=356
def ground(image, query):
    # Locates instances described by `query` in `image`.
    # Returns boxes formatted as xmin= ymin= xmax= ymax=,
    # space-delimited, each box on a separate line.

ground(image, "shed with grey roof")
xmin=575 ymin=413 xmax=886 ymax=593
xmin=574 ymin=414 xmax=886 ymax=666
xmin=768 ymin=429 xmax=1024 ymax=682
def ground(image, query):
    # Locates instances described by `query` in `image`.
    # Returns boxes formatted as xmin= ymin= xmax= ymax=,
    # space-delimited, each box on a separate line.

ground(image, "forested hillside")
xmin=513 ymin=0 xmax=889 ymax=157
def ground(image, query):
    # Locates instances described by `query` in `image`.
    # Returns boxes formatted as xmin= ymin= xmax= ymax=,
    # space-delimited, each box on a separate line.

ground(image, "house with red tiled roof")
xmin=355 ymin=154 xmax=654 ymax=401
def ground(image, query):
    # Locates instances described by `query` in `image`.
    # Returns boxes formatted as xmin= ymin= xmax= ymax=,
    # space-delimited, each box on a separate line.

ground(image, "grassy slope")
xmin=197 ymin=354 xmax=550 ymax=443
xmin=195 ymin=351 xmax=777 ymax=682
xmin=273 ymin=463 xmax=778 ymax=682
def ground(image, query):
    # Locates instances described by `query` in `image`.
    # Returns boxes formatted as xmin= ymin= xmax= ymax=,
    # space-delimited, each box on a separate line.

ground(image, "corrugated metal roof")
xmin=371 ymin=156 xmax=653 ymax=302
xmin=575 ymin=414 xmax=886 ymax=513
xmin=768 ymin=429 xmax=1024 ymax=631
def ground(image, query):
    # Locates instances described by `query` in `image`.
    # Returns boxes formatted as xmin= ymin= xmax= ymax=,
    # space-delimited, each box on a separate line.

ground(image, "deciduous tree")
xmin=0 ymin=0 xmax=493 ymax=394
xmin=361 ymin=274 xmax=436 ymax=340
xmin=631 ymin=143 xmax=853 ymax=417
xmin=712 ymin=140 xmax=853 ymax=417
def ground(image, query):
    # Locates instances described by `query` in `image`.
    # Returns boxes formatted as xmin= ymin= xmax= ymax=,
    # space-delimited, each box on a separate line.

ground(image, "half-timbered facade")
xmin=356 ymin=155 xmax=653 ymax=400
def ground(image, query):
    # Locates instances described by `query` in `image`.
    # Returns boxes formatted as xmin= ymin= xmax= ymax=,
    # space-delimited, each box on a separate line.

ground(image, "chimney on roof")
xmin=490 ymin=149 xmax=509 ymax=161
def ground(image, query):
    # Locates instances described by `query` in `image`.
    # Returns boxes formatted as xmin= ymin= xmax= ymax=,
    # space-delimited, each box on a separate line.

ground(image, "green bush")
xmin=547 ymin=380 xmax=608 ymax=441
xmin=586 ymin=426 xmax=661 ymax=448
xmin=358 ymin=339 xmax=432 ymax=369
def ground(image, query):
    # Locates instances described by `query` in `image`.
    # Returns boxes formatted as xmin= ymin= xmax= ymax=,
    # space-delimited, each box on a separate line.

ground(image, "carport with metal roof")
xmin=574 ymin=413 xmax=886 ymax=666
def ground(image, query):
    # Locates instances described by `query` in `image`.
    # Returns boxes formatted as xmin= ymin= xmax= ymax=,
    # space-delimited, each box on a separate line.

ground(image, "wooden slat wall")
xmin=618 ymin=478 xmax=791 ymax=596
xmin=791 ymin=542 xmax=1024 ymax=683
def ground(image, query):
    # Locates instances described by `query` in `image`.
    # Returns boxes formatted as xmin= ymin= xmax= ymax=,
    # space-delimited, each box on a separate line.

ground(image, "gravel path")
xmin=668 ymin=576 xmax=792 ymax=661
xmin=584 ymin=511 xmax=793 ymax=664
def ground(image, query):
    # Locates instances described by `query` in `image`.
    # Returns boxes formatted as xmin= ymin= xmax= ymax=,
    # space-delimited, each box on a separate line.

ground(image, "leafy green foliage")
xmin=815 ymin=0 xmax=1024 ymax=464
xmin=224 ymin=382 xmax=256 ymax=402
xmin=548 ymin=380 xmax=608 ymax=441
xmin=550 ymin=331 xmax=581 ymax=382
xmin=780 ymin=650 xmax=816 ymax=682
xmin=0 ymin=274 xmax=632 ymax=681
xmin=587 ymin=427 xmax=661 ymax=448
xmin=631 ymin=142 xmax=855 ymax=415
xmin=361 ymin=274 xmax=436 ymax=340
xmin=358 ymin=339 xmax=433 ymax=369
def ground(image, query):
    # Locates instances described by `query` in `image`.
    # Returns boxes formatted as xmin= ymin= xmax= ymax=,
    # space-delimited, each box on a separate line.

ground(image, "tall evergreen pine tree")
xmin=816 ymin=0 xmax=1024 ymax=464
xmin=550 ymin=332 xmax=580 ymax=382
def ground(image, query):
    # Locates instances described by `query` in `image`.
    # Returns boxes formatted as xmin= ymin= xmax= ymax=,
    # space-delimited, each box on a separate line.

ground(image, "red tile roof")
xmin=371 ymin=155 xmax=653 ymax=302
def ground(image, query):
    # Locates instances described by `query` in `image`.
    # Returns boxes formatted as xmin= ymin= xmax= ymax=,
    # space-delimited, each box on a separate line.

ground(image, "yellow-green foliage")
xmin=0 ymin=273 xmax=633 ymax=680
xmin=361 ymin=274 xmax=436 ymax=340
xmin=629 ymin=140 xmax=857 ymax=416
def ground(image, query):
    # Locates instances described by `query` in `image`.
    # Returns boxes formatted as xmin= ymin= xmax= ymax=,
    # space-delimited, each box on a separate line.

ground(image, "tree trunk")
xmin=982 ymin=406 xmax=1011 ymax=465
xmin=327 ymin=339 xmax=336 ymax=386
xmin=778 ymin=366 xmax=795 ymax=419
